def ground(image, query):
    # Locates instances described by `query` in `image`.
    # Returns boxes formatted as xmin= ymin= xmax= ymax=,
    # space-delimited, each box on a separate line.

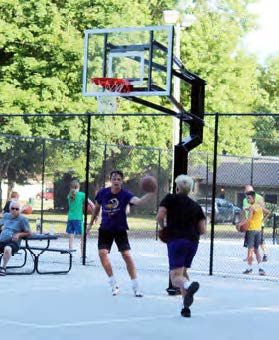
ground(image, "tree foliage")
xmin=0 ymin=0 xmax=277 ymax=186
xmin=252 ymin=56 xmax=279 ymax=155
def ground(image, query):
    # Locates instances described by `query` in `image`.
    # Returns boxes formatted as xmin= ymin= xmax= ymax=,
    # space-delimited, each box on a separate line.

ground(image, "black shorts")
xmin=0 ymin=241 xmax=19 ymax=255
xmin=98 ymin=229 xmax=131 ymax=252
xmin=244 ymin=229 xmax=265 ymax=247
xmin=246 ymin=230 xmax=261 ymax=249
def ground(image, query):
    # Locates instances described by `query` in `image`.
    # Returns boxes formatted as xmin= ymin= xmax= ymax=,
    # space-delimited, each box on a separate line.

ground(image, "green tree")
xmin=252 ymin=56 xmax=279 ymax=155
xmin=1 ymin=0 xmax=275 ymax=186
xmin=177 ymin=0 xmax=259 ymax=156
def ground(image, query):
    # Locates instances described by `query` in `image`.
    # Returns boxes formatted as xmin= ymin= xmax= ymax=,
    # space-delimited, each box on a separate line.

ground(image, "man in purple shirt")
xmin=88 ymin=170 xmax=156 ymax=297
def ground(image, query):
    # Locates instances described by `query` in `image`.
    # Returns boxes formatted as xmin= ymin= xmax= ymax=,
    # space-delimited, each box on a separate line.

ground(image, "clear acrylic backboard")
xmin=82 ymin=26 xmax=174 ymax=98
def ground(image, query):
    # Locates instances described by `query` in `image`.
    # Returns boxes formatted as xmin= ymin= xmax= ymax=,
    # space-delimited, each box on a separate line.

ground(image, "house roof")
xmin=188 ymin=158 xmax=279 ymax=188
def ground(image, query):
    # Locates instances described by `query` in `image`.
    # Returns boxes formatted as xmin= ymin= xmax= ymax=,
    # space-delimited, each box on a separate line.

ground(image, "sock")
xmin=184 ymin=281 xmax=192 ymax=290
xmin=246 ymin=264 xmax=252 ymax=270
xmin=108 ymin=276 xmax=117 ymax=286
xmin=131 ymin=278 xmax=139 ymax=290
xmin=180 ymin=297 xmax=184 ymax=309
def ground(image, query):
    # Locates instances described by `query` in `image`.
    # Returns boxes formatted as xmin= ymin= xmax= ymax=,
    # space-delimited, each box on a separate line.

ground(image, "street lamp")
xmin=163 ymin=10 xmax=196 ymax=146
xmin=163 ymin=9 xmax=196 ymax=193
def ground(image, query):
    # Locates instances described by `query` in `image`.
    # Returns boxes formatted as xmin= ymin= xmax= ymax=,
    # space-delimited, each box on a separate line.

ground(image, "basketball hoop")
xmin=91 ymin=78 xmax=133 ymax=114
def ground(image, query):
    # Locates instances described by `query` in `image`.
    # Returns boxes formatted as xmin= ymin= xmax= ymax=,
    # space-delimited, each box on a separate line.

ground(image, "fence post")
xmin=209 ymin=112 xmax=219 ymax=276
xmin=250 ymin=156 xmax=254 ymax=185
xmin=102 ymin=143 xmax=107 ymax=187
xmin=82 ymin=113 xmax=92 ymax=265
xmin=40 ymin=138 xmax=46 ymax=233
xmin=155 ymin=149 xmax=162 ymax=240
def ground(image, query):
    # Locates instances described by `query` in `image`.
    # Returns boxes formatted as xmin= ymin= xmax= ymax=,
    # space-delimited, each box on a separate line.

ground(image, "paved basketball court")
xmin=1 ymin=237 xmax=278 ymax=340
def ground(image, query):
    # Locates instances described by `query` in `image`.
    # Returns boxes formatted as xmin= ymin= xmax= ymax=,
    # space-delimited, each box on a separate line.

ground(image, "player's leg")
xmin=243 ymin=231 xmax=254 ymax=274
xmin=73 ymin=220 xmax=83 ymax=255
xmin=1 ymin=245 xmax=13 ymax=270
xmin=243 ymin=232 xmax=249 ymax=261
xmin=254 ymin=231 xmax=266 ymax=275
xmin=168 ymin=239 xmax=199 ymax=317
xmin=116 ymin=230 xmax=143 ymax=297
xmin=98 ymin=230 xmax=118 ymax=295
xmin=183 ymin=267 xmax=190 ymax=281
xmin=260 ymin=229 xmax=268 ymax=261
xmin=247 ymin=248 xmax=254 ymax=266
xmin=121 ymin=250 xmax=136 ymax=279
xmin=99 ymin=248 xmax=113 ymax=276
xmin=170 ymin=267 xmax=187 ymax=296
xmin=66 ymin=220 xmax=75 ymax=249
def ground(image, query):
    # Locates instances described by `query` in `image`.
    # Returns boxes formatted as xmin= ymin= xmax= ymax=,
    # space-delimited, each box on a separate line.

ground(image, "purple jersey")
xmin=96 ymin=187 xmax=134 ymax=231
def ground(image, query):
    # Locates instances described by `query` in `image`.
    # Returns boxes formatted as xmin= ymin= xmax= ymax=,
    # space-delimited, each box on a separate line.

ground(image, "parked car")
xmin=36 ymin=188 xmax=54 ymax=200
xmin=196 ymin=198 xmax=241 ymax=225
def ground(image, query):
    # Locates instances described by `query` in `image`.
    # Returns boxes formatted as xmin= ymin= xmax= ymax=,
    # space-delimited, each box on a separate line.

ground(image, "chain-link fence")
xmin=0 ymin=114 xmax=278 ymax=280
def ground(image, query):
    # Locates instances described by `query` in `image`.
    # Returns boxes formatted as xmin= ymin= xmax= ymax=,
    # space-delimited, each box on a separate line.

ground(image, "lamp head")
xmin=163 ymin=9 xmax=180 ymax=25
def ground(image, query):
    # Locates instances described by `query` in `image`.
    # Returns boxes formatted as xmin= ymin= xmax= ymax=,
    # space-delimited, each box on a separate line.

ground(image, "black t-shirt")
xmin=159 ymin=193 xmax=205 ymax=241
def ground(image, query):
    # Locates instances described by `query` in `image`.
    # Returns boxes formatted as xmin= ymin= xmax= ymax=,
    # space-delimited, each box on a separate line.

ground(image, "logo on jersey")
xmin=105 ymin=198 xmax=119 ymax=215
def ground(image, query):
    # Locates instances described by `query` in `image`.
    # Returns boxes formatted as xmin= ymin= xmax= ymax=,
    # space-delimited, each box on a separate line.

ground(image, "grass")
xmin=26 ymin=211 xmax=158 ymax=233
xmin=26 ymin=207 xmax=275 ymax=236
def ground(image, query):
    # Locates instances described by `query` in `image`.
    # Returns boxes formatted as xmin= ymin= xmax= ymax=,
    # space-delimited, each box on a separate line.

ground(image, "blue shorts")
xmin=66 ymin=220 xmax=83 ymax=235
xmin=167 ymin=238 xmax=198 ymax=270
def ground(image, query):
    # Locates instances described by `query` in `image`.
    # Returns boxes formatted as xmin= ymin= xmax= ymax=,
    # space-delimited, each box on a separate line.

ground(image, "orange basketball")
xmin=139 ymin=176 xmax=158 ymax=193
xmin=22 ymin=204 xmax=32 ymax=215
xmin=158 ymin=228 xmax=170 ymax=243
xmin=236 ymin=220 xmax=249 ymax=232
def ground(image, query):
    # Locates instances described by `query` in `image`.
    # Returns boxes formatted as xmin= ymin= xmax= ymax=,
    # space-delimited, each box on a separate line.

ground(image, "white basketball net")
xmin=96 ymin=95 xmax=117 ymax=114
xmin=92 ymin=81 xmax=128 ymax=114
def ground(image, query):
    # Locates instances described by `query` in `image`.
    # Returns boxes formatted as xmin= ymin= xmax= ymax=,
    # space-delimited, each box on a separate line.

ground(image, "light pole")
xmin=163 ymin=9 xmax=181 ymax=146
xmin=163 ymin=8 xmax=197 ymax=295
xmin=163 ymin=9 xmax=196 ymax=189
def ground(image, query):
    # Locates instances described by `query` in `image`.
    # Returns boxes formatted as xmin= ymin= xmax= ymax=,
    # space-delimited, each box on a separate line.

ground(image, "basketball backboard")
xmin=82 ymin=26 xmax=174 ymax=97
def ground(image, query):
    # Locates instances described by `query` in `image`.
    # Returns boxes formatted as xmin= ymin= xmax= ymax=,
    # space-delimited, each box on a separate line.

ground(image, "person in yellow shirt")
xmin=238 ymin=191 xmax=270 ymax=276
xmin=242 ymin=185 xmax=268 ymax=261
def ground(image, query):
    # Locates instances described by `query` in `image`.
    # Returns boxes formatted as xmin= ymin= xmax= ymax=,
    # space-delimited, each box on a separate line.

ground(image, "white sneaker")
xmin=133 ymin=289 xmax=143 ymax=297
xmin=112 ymin=285 xmax=120 ymax=296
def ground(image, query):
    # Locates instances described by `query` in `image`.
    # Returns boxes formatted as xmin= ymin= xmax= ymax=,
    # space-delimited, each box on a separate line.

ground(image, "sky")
xmin=244 ymin=0 xmax=279 ymax=63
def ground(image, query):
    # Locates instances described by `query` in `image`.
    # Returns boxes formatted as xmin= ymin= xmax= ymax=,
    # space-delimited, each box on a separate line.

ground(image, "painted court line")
xmin=0 ymin=305 xmax=278 ymax=329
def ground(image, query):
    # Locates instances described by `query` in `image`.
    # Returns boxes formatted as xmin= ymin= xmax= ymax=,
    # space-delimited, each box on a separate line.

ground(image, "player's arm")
xmin=246 ymin=206 xmax=254 ymax=222
xmin=238 ymin=206 xmax=254 ymax=229
xmin=88 ymin=202 xmax=101 ymax=229
xmin=258 ymin=197 xmax=265 ymax=208
xmin=198 ymin=219 xmax=206 ymax=235
xmin=156 ymin=206 xmax=167 ymax=229
xmin=262 ymin=207 xmax=271 ymax=224
xmin=130 ymin=192 xmax=155 ymax=207
xmin=240 ymin=209 xmax=246 ymax=220
xmin=88 ymin=198 xmax=95 ymax=209
xmin=12 ymin=230 xmax=32 ymax=241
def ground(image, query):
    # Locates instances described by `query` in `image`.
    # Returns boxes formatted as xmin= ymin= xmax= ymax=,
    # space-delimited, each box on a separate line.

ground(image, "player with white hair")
xmin=156 ymin=174 xmax=206 ymax=317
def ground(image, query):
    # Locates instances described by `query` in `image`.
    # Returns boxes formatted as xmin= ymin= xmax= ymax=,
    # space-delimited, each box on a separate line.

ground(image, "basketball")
xmin=139 ymin=176 xmax=158 ymax=193
xmin=158 ymin=228 xmax=170 ymax=243
xmin=22 ymin=204 xmax=32 ymax=215
xmin=83 ymin=203 xmax=94 ymax=215
xmin=236 ymin=220 xmax=249 ymax=232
